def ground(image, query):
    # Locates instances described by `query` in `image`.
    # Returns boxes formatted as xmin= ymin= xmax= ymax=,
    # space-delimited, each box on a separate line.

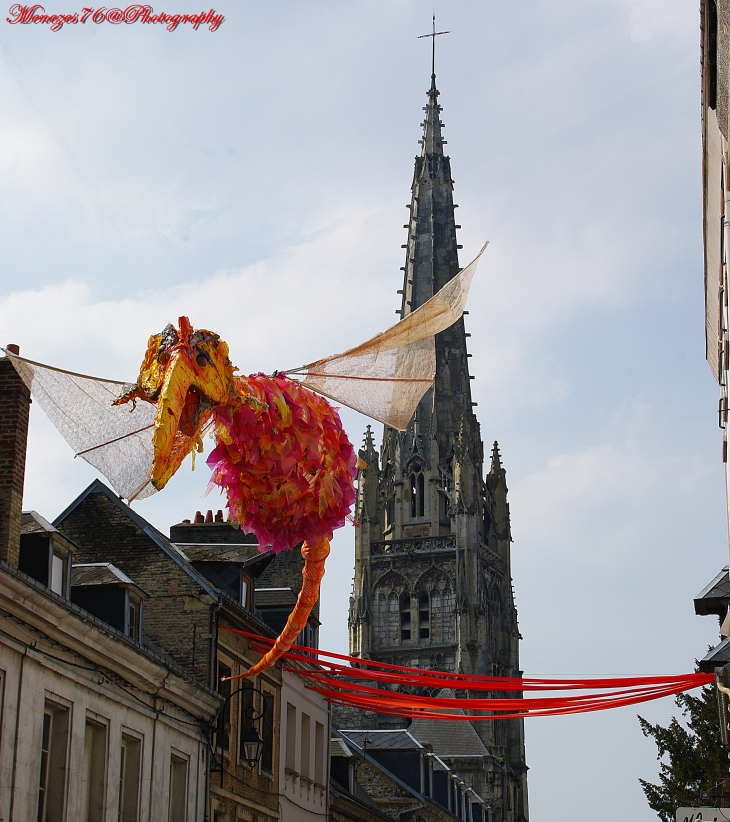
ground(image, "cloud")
xmin=626 ymin=0 xmax=696 ymax=43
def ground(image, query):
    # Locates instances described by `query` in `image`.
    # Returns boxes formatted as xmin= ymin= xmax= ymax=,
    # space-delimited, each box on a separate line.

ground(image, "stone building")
xmin=695 ymin=0 xmax=730 ymax=675
xmin=0 ymin=353 xmax=221 ymax=822
xmin=343 ymin=65 xmax=528 ymax=820
xmin=0 ymin=348 xmax=330 ymax=822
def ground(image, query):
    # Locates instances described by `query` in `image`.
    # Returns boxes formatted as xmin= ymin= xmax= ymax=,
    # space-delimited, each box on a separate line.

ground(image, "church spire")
xmin=421 ymin=75 xmax=445 ymax=157
xmin=417 ymin=15 xmax=450 ymax=158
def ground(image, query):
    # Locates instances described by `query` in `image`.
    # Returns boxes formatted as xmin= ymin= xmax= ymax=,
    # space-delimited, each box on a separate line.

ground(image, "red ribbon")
xmin=222 ymin=627 xmax=713 ymax=720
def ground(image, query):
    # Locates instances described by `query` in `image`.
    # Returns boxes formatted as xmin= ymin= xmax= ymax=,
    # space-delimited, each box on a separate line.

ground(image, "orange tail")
xmin=231 ymin=536 xmax=330 ymax=680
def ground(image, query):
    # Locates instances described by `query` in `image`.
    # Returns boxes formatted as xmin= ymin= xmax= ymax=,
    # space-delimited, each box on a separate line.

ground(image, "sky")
xmin=0 ymin=0 xmax=724 ymax=818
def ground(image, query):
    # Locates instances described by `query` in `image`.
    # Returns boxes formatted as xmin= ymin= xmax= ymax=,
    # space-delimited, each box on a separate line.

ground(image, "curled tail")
xmin=231 ymin=536 xmax=330 ymax=680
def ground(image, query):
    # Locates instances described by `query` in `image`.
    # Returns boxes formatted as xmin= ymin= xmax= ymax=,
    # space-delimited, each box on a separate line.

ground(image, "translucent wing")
xmin=294 ymin=242 xmax=487 ymax=429
xmin=6 ymin=351 xmax=157 ymax=501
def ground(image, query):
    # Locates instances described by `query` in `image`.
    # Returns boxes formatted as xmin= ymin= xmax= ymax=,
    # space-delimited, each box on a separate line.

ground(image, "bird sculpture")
xmin=113 ymin=316 xmax=358 ymax=678
xmin=5 ymin=244 xmax=486 ymax=677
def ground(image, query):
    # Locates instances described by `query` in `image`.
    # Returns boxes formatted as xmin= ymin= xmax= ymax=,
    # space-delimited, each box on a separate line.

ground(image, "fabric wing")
xmin=6 ymin=352 xmax=157 ymax=501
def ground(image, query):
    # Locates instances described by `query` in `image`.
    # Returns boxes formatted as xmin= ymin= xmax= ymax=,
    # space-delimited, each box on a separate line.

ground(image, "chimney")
xmin=0 ymin=346 xmax=30 ymax=566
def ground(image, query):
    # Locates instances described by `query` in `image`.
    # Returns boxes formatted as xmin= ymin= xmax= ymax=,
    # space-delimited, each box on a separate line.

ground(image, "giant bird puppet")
xmin=6 ymin=244 xmax=486 ymax=678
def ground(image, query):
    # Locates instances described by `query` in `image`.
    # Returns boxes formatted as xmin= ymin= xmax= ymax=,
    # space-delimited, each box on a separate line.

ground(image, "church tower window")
xmin=399 ymin=591 xmax=411 ymax=641
xmin=409 ymin=464 xmax=425 ymax=518
xmin=418 ymin=590 xmax=430 ymax=639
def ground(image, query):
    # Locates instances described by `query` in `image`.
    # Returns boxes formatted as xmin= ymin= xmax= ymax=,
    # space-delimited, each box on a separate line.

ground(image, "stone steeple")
xmin=345 ymin=67 xmax=528 ymax=820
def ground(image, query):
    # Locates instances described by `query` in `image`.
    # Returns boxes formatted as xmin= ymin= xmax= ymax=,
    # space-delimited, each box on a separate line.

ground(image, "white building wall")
xmin=279 ymin=668 xmax=329 ymax=821
xmin=0 ymin=589 xmax=217 ymax=822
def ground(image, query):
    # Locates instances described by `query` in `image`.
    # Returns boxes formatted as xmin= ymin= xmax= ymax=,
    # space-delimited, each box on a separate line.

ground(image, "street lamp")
xmin=213 ymin=682 xmax=268 ymax=785
xmin=240 ymin=728 xmax=265 ymax=765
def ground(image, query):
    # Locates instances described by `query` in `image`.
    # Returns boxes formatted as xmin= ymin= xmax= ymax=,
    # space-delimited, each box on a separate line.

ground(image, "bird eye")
xmin=196 ymin=354 xmax=208 ymax=367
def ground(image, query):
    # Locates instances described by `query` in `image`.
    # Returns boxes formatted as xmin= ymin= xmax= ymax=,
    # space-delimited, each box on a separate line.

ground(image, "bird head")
xmin=115 ymin=316 xmax=239 ymax=490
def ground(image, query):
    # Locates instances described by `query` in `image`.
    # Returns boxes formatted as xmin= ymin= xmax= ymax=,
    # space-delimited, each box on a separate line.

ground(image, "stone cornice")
xmin=0 ymin=561 xmax=221 ymax=719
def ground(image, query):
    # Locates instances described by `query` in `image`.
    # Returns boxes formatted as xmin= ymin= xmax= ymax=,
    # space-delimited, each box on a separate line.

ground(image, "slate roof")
xmin=332 ymin=729 xmax=424 ymax=801
xmin=330 ymin=736 xmax=354 ymax=758
xmin=22 ymin=510 xmax=60 ymax=535
xmin=339 ymin=729 xmax=423 ymax=751
xmin=409 ymin=690 xmax=490 ymax=757
xmin=53 ymin=479 xmax=219 ymax=598
xmin=695 ymin=566 xmax=730 ymax=617
xmin=22 ymin=510 xmax=80 ymax=554
xmin=255 ymin=587 xmax=298 ymax=608
xmin=72 ymin=562 xmax=135 ymax=587
xmin=71 ymin=562 xmax=149 ymax=600
xmin=409 ymin=717 xmax=490 ymax=758
xmin=175 ymin=542 xmax=261 ymax=563
xmin=700 ymin=637 xmax=730 ymax=672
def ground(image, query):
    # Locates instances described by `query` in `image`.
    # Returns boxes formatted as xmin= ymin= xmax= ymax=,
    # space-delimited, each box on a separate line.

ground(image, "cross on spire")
xmin=418 ymin=15 xmax=450 ymax=83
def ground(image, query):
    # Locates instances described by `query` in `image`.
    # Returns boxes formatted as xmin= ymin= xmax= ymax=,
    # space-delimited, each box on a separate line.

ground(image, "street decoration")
xmin=225 ymin=628 xmax=714 ymax=720
xmin=5 ymin=244 xmax=487 ymax=677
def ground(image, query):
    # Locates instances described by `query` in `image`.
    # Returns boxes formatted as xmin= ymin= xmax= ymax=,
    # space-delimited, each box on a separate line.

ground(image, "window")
xmin=400 ymin=591 xmax=411 ymax=642
xmin=415 ymin=572 xmax=455 ymax=645
xmin=19 ymin=537 xmax=69 ymax=597
xmin=260 ymin=690 xmax=274 ymax=774
xmin=50 ymin=553 xmax=65 ymax=595
xmin=300 ymin=713 xmax=311 ymax=779
xmin=37 ymin=702 xmax=70 ymax=822
xmin=119 ymin=734 xmax=142 ymax=822
xmin=314 ymin=721 xmax=325 ymax=785
xmin=410 ymin=465 xmax=425 ymax=518
xmin=419 ymin=591 xmax=430 ymax=639
xmin=374 ymin=574 xmax=413 ymax=648
xmin=81 ymin=719 xmax=107 ymax=822
xmin=285 ymin=703 xmax=296 ymax=771
xmin=127 ymin=599 xmax=140 ymax=641
xmin=168 ymin=754 xmax=188 ymax=822
xmin=241 ymin=578 xmax=249 ymax=609
xmin=238 ymin=685 xmax=254 ymax=765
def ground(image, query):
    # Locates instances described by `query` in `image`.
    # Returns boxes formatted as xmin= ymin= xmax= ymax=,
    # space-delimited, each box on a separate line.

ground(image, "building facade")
xmin=0 ymin=349 xmax=331 ymax=822
xmin=696 ymin=0 xmax=730 ymax=677
xmin=344 ymin=69 xmax=528 ymax=821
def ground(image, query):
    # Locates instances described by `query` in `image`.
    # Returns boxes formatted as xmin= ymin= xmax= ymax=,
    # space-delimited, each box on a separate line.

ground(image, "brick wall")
xmin=0 ymin=356 xmax=30 ymax=567
xmin=57 ymin=491 xmax=214 ymax=683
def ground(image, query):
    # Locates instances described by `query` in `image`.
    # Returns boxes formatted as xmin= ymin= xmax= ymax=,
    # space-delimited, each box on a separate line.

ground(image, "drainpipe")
xmin=724 ymin=150 xmax=730 ymax=558
xmin=204 ymin=595 xmax=223 ymax=822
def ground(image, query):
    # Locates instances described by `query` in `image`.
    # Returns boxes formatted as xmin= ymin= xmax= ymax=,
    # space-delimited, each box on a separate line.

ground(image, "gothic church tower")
xmin=347 ymin=65 xmax=528 ymax=819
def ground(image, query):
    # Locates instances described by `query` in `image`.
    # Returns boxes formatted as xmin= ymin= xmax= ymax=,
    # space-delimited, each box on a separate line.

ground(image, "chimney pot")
xmin=205 ymin=510 xmax=213 ymax=523
xmin=194 ymin=511 xmax=204 ymax=524
xmin=6 ymin=345 xmax=19 ymax=355
xmin=215 ymin=510 xmax=224 ymax=522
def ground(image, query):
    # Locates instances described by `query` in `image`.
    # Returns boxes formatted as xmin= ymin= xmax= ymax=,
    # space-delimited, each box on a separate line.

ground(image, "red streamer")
xmin=222 ymin=628 xmax=713 ymax=720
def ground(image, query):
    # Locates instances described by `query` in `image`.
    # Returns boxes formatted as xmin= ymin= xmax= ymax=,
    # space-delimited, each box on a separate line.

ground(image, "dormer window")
xmin=70 ymin=563 xmax=147 ymax=642
xmin=19 ymin=512 xmax=76 ymax=598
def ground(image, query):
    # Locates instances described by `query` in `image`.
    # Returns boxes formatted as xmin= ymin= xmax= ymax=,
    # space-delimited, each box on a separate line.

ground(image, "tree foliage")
xmin=638 ymin=684 xmax=728 ymax=821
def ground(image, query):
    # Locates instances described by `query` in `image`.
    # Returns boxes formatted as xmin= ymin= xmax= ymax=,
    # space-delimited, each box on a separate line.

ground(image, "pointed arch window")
xmin=418 ymin=591 xmax=430 ymax=639
xmin=387 ymin=593 xmax=399 ymax=645
xmin=399 ymin=591 xmax=411 ymax=642
xmin=414 ymin=572 xmax=455 ymax=646
xmin=372 ymin=574 xmax=407 ymax=648
xmin=409 ymin=464 xmax=425 ymax=518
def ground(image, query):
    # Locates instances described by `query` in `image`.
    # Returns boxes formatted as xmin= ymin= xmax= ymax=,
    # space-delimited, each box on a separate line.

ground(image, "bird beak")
xmin=150 ymin=344 xmax=216 ymax=490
